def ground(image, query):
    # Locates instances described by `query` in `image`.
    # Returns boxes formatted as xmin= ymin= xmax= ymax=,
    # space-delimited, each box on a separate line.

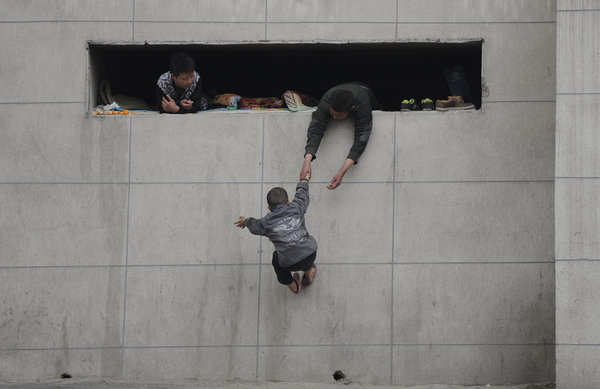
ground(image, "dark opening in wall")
xmin=89 ymin=41 xmax=482 ymax=112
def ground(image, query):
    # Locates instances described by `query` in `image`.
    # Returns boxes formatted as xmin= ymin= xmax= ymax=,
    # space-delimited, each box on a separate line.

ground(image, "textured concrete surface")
xmin=0 ymin=0 xmax=559 ymax=387
xmin=0 ymin=378 xmax=556 ymax=389
xmin=555 ymin=1 xmax=600 ymax=388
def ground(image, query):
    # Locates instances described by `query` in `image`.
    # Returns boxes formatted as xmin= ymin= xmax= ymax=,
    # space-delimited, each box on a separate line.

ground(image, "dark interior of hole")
xmin=90 ymin=42 xmax=481 ymax=111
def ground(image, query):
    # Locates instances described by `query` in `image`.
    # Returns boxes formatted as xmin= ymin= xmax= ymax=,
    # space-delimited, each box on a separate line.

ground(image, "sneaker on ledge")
xmin=435 ymin=96 xmax=475 ymax=111
xmin=401 ymin=98 xmax=420 ymax=111
xmin=421 ymin=98 xmax=435 ymax=110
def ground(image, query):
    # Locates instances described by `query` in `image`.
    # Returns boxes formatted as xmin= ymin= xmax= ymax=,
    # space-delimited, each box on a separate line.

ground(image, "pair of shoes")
xmin=288 ymin=272 xmax=302 ymax=294
xmin=401 ymin=98 xmax=436 ymax=111
xmin=435 ymin=96 xmax=475 ymax=111
xmin=302 ymin=265 xmax=317 ymax=286
xmin=400 ymin=98 xmax=420 ymax=111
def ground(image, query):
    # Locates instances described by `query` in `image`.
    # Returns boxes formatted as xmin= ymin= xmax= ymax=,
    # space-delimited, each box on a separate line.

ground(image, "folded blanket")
xmin=239 ymin=97 xmax=284 ymax=109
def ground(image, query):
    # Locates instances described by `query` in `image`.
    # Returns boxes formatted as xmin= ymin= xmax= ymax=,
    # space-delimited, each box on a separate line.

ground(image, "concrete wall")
xmin=0 ymin=1 xmax=556 ymax=386
xmin=556 ymin=1 xmax=600 ymax=388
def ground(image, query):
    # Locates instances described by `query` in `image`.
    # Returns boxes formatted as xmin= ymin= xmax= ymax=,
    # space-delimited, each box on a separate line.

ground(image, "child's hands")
xmin=180 ymin=99 xmax=193 ymax=109
xmin=161 ymin=95 xmax=180 ymax=113
xmin=234 ymin=216 xmax=247 ymax=229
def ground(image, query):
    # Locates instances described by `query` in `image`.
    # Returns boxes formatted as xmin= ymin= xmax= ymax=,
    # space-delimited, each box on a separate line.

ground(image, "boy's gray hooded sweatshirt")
xmin=245 ymin=182 xmax=317 ymax=267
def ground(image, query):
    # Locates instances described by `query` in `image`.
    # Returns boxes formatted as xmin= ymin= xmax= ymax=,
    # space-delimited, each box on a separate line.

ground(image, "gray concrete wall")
xmin=556 ymin=1 xmax=600 ymax=388
xmin=0 ymin=1 xmax=556 ymax=386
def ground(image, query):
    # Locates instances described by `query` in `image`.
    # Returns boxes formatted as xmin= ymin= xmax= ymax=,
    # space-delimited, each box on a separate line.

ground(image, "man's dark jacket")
xmin=305 ymin=82 xmax=377 ymax=163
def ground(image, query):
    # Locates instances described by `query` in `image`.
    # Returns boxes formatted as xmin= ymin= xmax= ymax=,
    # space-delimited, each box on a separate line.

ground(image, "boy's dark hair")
xmin=330 ymin=89 xmax=354 ymax=112
xmin=169 ymin=52 xmax=195 ymax=76
xmin=267 ymin=187 xmax=288 ymax=208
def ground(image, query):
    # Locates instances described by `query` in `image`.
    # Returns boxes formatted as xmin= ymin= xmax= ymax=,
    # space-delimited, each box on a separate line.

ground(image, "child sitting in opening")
xmin=235 ymin=174 xmax=317 ymax=294
xmin=156 ymin=52 xmax=207 ymax=114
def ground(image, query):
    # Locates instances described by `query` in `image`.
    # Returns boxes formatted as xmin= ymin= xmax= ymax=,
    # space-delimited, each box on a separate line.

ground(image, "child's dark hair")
xmin=169 ymin=52 xmax=195 ymax=76
xmin=330 ymin=89 xmax=354 ymax=112
xmin=267 ymin=187 xmax=288 ymax=208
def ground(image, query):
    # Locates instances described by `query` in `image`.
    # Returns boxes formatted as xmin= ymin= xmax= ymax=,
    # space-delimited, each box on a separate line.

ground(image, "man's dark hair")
xmin=169 ymin=52 xmax=195 ymax=76
xmin=330 ymin=89 xmax=354 ymax=112
xmin=267 ymin=187 xmax=288 ymax=208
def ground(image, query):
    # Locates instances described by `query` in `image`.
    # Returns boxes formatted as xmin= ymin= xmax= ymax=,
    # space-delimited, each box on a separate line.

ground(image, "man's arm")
xmin=301 ymin=101 xmax=331 ymax=179
xmin=347 ymin=104 xmax=372 ymax=162
xmin=300 ymin=153 xmax=313 ymax=181
xmin=304 ymin=104 xmax=330 ymax=159
xmin=327 ymin=158 xmax=355 ymax=190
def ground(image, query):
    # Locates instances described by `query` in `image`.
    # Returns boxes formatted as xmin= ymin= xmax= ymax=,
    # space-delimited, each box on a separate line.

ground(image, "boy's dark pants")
xmin=272 ymin=251 xmax=317 ymax=285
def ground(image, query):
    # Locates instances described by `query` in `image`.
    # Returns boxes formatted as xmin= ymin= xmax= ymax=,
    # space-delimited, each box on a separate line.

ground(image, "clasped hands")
xmin=161 ymin=95 xmax=194 ymax=113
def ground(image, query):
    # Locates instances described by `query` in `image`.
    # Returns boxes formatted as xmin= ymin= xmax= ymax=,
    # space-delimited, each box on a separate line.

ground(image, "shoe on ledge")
xmin=435 ymin=96 xmax=475 ymax=111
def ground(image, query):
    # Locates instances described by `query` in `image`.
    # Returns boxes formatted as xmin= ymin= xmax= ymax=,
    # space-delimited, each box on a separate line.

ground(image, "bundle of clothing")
xmin=210 ymin=90 xmax=318 ymax=111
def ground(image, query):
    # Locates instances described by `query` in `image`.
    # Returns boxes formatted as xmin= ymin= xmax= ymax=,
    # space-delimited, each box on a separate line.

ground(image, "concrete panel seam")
xmin=120 ymin=115 xmax=133 ymax=376
xmin=0 ymin=20 xmax=558 ymax=24
xmin=557 ymin=92 xmax=600 ymax=95
xmin=0 ymin=182 xmax=130 ymax=185
xmin=0 ymin=343 xmax=557 ymax=352
xmin=0 ymin=346 xmax=124 ymax=352
xmin=0 ymin=180 xmax=557 ymax=185
xmin=389 ymin=112 xmax=398 ymax=385
xmin=256 ymin=261 xmax=554 ymax=265
xmin=0 ymin=261 xmax=554 ymax=270
xmin=395 ymin=0 xmax=399 ymax=40
xmin=556 ymin=176 xmax=600 ymax=179
xmin=556 ymin=343 xmax=600 ymax=346
xmin=133 ymin=20 xmax=266 ymax=24
xmin=392 ymin=343 xmax=555 ymax=347
xmin=264 ymin=0 xmax=268 ymax=40
xmin=132 ymin=0 xmax=136 ymax=40
xmin=394 ymin=180 xmax=555 ymax=183
xmin=0 ymin=20 xmax=133 ymax=23
xmin=0 ymin=265 xmax=127 ymax=270
xmin=484 ymin=100 xmax=557 ymax=103
xmin=255 ymin=115 xmax=266 ymax=380
xmin=142 ymin=181 xmax=268 ymax=185
xmin=264 ymin=21 xmax=555 ymax=25
xmin=557 ymin=9 xmax=600 ymax=12
xmin=392 ymin=261 xmax=555 ymax=265
xmin=0 ymin=101 xmax=85 ymax=105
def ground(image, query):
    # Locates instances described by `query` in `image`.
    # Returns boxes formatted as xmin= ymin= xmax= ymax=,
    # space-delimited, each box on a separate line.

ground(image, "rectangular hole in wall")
xmin=88 ymin=41 xmax=482 ymax=112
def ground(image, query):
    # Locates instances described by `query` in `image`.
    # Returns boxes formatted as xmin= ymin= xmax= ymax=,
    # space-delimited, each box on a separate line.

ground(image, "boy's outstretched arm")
xmin=234 ymin=216 xmax=247 ymax=229
xmin=236 ymin=216 xmax=267 ymax=235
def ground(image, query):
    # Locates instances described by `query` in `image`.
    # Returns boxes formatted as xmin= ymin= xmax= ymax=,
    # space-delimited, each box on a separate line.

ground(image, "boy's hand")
xmin=180 ymin=99 xmax=193 ymax=109
xmin=161 ymin=96 xmax=180 ymax=113
xmin=234 ymin=216 xmax=247 ymax=229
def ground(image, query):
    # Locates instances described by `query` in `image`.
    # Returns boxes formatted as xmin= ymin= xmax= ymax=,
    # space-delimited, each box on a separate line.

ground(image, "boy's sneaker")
xmin=421 ymin=98 xmax=435 ymax=110
xmin=400 ymin=98 xmax=420 ymax=111
xmin=435 ymin=96 xmax=475 ymax=111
